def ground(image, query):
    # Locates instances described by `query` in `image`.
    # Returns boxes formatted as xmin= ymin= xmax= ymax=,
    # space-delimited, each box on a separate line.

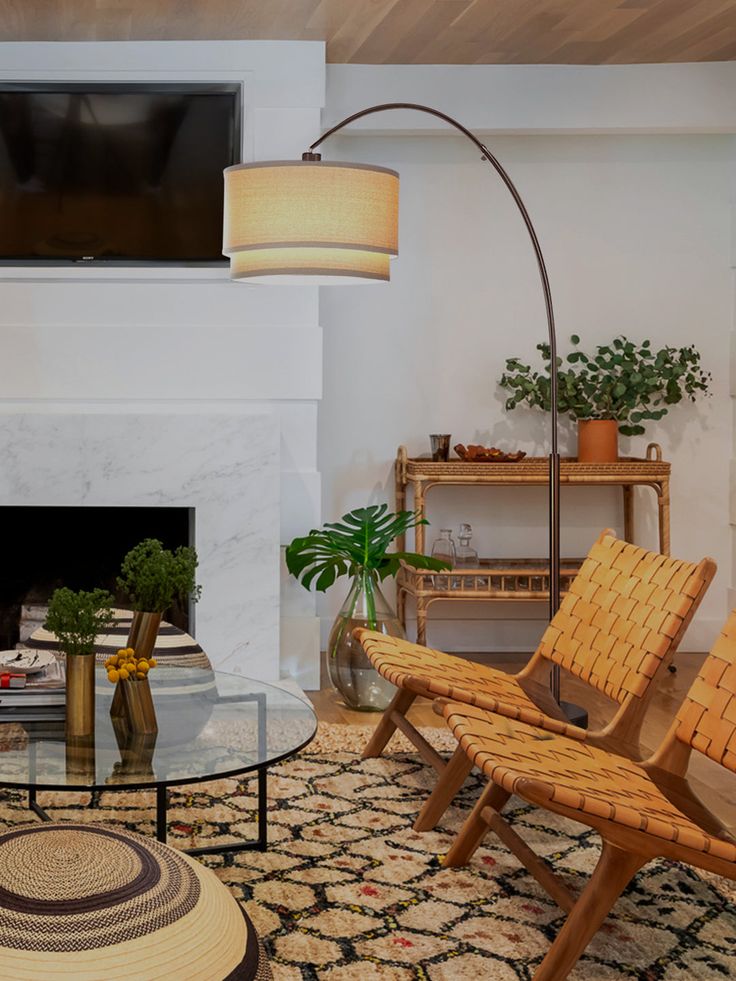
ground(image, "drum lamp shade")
xmin=223 ymin=161 xmax=399 ymax=284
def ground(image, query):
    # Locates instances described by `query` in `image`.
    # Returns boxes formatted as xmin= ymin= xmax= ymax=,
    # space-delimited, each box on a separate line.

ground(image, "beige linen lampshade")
xmin=223 ymin=160 xmax=399 ymax=284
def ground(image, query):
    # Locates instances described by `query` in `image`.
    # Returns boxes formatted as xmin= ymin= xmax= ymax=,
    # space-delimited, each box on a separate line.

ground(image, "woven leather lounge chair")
xmin=356 ymin=531 xmax=715 ymax=837
xmin=440 ymin=607 xmax=736 ymax=980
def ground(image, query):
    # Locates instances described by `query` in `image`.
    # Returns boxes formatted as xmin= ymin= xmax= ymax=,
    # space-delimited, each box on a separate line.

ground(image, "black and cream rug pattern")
xmin=1 ymin=724 xmax=735 ymax=980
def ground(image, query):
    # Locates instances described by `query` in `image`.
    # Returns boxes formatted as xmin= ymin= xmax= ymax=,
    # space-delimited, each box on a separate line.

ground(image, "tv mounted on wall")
xmin=0 ymin=82 xmax=241 ymax=264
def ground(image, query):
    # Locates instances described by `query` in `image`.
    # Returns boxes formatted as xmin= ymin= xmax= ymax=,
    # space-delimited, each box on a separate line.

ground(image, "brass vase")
xmin=65 ymin=653 xmax=96 ymax=739
xmin=65 ymin=734 xmax=96 ymax=781
xmin=110 ymin=610 xmax=162 ymax=726
xmin=110 ymin=676 xmax=159 ymax=737
xmin=111 ymin=716 xmax=157 ymax=778
xmin=126 ymin=610 xmax=162 ymax=660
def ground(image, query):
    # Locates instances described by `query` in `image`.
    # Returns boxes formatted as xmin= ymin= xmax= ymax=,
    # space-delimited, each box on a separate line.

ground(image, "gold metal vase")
xmin=126 ymin=610 xmax=163 ymax=660
xmin=110 ymin=610 xmax=162 ymax=732
xmin=65 ymin=653 xmax=96 ymax=739
xmin=66 ymin=734 xmax=96 ymax=781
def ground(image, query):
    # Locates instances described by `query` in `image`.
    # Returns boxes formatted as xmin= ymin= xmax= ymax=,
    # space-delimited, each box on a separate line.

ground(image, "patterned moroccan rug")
xmin=1 ymin=723 xmax=735 ymax=980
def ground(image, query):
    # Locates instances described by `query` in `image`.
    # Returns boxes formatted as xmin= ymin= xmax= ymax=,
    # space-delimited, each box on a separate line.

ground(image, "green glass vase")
xmin=327 ymin=570 xmax=403 ymax=712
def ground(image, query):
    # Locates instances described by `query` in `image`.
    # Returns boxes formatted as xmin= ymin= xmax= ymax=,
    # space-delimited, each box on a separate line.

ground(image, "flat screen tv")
xmin=0 ymin=82 xmax=241 ymax=264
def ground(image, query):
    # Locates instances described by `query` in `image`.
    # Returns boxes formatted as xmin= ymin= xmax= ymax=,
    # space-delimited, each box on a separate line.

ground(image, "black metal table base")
xmin=25 ymin=689 xmax=273 ymax=857
xmin=27 ymin=765 xmax=269 ymax=856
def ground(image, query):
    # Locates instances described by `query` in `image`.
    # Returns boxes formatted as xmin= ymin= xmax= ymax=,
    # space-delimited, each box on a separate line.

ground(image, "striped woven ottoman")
xmin=0 ymin=823 xmax=272 ymax=980
xmin=28 ymin=609 xmax=212 ymax=670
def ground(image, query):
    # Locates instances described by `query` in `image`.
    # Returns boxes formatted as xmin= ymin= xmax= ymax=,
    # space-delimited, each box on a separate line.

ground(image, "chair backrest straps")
xmin=674 ymin=609 xmax=736 ymax=770
xmin=537 ymin=533 xmax=713 ymax=704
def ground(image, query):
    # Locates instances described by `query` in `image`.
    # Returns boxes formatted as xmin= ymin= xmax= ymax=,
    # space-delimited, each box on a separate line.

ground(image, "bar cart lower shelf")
xmin=393 ymin=443 xmax=671 ymax=646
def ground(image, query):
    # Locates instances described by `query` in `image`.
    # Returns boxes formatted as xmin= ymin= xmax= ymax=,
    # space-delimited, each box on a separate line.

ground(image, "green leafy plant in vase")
xmin=117 ymin=538 xmax=202 ymax=661
xmin=287 ymin=505 xmax=449 ymax=711
xmin=499 ymin=334 xmax=711 ymax=462
xmin=45 ymin=587 xmax=115 ymax=739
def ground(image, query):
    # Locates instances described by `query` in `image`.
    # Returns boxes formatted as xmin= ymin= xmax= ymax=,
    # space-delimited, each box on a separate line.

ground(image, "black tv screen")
xmin=0 ymin=83 xmax=241 ymax=263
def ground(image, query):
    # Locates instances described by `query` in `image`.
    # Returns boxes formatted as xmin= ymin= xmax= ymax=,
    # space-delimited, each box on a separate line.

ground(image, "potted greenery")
xmin=287 ymin=505 xmax=448 ymax=711
xmin=499 ymin=335 xmax=711 ymax=462
xmin=45 ymin=587 xmax=115 ymax=738
xmin=117 ymin=539 xmax=201 ymax=661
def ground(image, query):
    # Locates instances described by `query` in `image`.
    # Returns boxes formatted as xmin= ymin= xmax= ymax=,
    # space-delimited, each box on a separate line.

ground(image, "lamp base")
xmin=560 ymin=700 xmax=589 ymax=729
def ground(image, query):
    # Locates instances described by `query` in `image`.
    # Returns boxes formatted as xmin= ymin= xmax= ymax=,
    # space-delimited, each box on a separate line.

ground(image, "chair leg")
xmin=443 ymin=781 xmax=511 ymax=867
xmin=413 ymin=744 xmax=474 ymax=831
xmin=533 ymin=840 xmax=647 ymax=981
xmin=361 ymin=687 xmax=417 ymax=759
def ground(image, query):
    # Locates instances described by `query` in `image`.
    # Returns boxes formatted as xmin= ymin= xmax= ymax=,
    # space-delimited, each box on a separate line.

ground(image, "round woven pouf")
xmin=0 ymin=823 xmax=272 ymax=980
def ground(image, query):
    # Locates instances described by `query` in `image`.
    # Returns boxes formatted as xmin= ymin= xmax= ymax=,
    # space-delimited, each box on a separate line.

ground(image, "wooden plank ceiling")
xmin=1 ymin=1 xmax=735 ymax=64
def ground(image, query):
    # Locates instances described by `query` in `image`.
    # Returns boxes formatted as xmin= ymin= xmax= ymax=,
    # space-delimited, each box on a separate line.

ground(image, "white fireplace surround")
xmin=0 ymin=40 xmax=326 ymax=689
xmin=0 ymin=411 xmax=280 ymax=680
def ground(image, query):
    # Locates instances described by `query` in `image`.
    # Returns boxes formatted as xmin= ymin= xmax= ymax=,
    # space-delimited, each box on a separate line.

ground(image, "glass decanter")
xmin=431 ymin=529 xmax=456 ymax=590
xmin=453 ymin=523 xmax=479 ymax=589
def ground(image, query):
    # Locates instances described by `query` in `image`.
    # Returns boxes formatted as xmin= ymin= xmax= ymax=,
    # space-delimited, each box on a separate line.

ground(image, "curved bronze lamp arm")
xmin=307 ymin=102 xmax=562 ymax=698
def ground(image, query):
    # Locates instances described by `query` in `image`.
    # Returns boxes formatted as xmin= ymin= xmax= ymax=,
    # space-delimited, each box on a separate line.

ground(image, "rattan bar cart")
xmin=394 ymin=443 xmax=671 ymax=645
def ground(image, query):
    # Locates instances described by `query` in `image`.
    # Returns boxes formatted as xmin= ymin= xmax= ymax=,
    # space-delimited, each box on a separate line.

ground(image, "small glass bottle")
xmin=453 ymin=523 xmax=479 ymax=589
xmin=431 ymin=529 xmax=456 ymax=590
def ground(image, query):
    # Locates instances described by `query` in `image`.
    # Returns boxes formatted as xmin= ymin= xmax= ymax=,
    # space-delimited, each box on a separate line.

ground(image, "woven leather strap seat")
xmin=356 ymin=532 xmax=714 ymax=839
xmin=445 ymin=704 xmax=736 ymax=865
xmin=361 ymin=633 xmax=585 ymax=738
xmin=440 ymin=609 xmax=736 ymax=980
xmin=0 ymin=823 xmax=272 ymax=980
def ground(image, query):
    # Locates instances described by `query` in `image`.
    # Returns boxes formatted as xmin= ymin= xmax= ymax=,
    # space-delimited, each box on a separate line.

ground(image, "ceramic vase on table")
xmin=327 ymin=570 xmax=402 ymax=712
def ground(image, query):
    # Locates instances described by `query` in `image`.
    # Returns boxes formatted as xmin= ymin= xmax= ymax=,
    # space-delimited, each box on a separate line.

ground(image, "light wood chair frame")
xmin=440 ymin=609 xmax=736 ymax=979
xmin=358 ymin=531 xmax=715 ymax=841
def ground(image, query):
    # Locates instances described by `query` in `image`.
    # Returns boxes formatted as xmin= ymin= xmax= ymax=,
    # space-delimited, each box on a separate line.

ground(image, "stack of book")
xmin=0 ymin=657 xmax=65 ymax=722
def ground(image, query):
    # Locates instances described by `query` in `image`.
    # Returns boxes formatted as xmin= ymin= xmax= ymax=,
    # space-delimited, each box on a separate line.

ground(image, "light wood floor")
xmin=307 ymin=652 xmax=736 ymax=833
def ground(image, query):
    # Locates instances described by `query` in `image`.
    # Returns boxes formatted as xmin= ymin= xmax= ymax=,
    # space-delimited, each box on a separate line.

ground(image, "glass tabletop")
xmin=0 ymin=666 xmax=317 ymax=791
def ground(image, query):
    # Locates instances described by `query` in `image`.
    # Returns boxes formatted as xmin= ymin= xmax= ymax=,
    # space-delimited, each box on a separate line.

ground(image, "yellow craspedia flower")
xmin=136 ymin=661 xmax=149 ymax=673
xmin=107 ymin=669 xmax=120 ymax=683
xmin=126 ymin=647 xmax=135 ymax=656
xmin=149 ymin=658 xmax=157 ymax=668
xmin=136 ymin=671 xmax=146 ymax=680
xmin=116 ymin=648 xmax=127 ymax=657
xmin=119 ymin=668 xmax=130 ymax=681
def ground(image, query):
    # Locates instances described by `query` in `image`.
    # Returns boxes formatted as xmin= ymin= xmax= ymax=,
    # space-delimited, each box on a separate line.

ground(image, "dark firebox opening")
xmin=0 ymin=506 xmax=193 ymax=650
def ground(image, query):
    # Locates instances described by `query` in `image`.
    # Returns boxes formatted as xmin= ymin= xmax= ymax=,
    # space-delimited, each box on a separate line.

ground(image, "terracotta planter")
xmin=577 ymin=419 xmax=619 ymax=463
xmin=66 ymin=654 xmax=96 ymax=739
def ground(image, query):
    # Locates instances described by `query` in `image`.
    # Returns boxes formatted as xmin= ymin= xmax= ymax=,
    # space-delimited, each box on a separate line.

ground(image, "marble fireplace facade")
xmin=0 ymin=411 xmax=280 ymax=679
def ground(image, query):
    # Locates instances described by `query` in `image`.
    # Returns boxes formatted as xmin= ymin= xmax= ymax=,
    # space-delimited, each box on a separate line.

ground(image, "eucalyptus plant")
xmin=44 ymin=587 xmax=115 ymax=657
xmin=118 ymin=538 xmax=202 ymax=613
xmin=499 ymin=335 xmax=711 ymax=436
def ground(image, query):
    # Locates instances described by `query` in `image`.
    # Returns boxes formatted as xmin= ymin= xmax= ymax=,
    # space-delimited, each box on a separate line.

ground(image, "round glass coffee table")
xmin=0 ymin=666 xmax=317 ymax=856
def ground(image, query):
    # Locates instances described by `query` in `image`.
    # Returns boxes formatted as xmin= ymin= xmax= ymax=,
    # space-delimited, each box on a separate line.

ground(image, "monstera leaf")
xmin=286 ymin=504 xmax=450 ymax=592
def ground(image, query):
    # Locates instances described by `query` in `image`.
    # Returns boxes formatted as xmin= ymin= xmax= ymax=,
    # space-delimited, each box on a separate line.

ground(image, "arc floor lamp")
xmin=223 ymin=102 xmax=566 ymax=707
